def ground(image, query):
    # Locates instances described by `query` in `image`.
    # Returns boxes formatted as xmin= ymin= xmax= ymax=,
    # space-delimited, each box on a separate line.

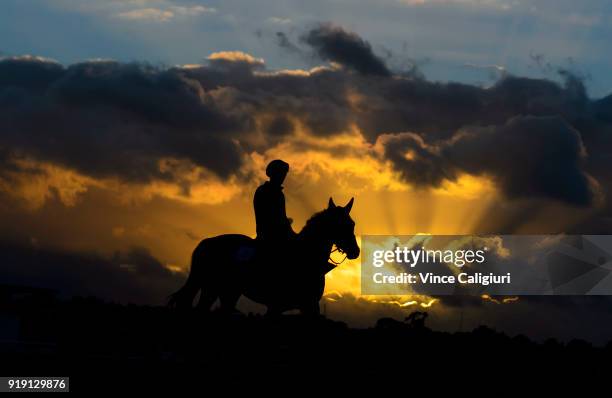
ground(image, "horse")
xmin=168 ymin=197 xmax=360 ymax=315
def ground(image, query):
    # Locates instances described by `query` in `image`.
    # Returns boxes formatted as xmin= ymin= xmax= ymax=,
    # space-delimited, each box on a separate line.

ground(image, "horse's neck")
xmin=298 ymin=223 xmax=332 ymax=262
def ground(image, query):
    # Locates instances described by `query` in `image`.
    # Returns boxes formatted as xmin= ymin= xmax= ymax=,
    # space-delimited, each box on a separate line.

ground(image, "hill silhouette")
xmin=2 ymin=285 xmax=612 ymax=389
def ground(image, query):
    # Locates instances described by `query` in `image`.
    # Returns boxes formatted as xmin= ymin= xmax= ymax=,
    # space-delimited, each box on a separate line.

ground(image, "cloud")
xmin=377 ymin=116 xmax=601 ymax=205
xmin=0 ymin=56 xmax=245 ymax=184
xmin=207 ymin=51 xmax=265 ymax=69
xmin=169 ymin=5 xmax=216 ymax=17
xmin=301 ymin=23 xmax=391 ymax=76
xmin=398 ymin=0 xmax=512 ymax=10
xmin=462 ymin=63 xmax=507 ymax=80
xmin=267 ymin=17 xmax=292 ymax=25
xmin=2 ymin=25 xmax=612 ymax=210
xmin=114 ymin=4 xmax=216 ymax=22
xmin=0 ymin=240 xmax=184 ymax=304
xmin=116 ymin=8 xmax=174 ymax=21
xmin=275 ymin=32 xmax=302 ymax=55
xmin=0 ymin=156 xmax=94 ymax=209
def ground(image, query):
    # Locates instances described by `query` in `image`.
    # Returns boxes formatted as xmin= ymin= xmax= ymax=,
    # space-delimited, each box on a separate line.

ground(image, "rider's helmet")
xmin=266 ymin=159 xmax=289 ymax=179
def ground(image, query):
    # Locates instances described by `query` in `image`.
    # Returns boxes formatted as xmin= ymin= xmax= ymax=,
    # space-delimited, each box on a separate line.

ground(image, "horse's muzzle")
xmin=346 ymin=245 xmax=360 ymax=260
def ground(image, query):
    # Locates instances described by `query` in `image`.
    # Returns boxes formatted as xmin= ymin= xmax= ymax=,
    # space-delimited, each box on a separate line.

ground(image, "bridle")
xmin=329 ymin=245 xmax=348 ymax=265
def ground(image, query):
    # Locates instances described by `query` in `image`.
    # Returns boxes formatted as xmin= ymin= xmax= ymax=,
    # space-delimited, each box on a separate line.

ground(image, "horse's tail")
xmin=167 ymin=245 xmax=203 ymax=309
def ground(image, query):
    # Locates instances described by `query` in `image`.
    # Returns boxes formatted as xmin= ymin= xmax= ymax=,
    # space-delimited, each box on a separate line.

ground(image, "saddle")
xmin=234 ymin=242 xmax=257 ymax=263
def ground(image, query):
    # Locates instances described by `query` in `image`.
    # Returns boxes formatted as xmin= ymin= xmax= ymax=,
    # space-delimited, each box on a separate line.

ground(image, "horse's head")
xmin=325 ymin=197 xmax=360 ymax=259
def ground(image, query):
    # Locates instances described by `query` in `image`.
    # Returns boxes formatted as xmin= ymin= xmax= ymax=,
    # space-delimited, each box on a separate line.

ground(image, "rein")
xmin=329 ymin=246 xmax=348 ymax=265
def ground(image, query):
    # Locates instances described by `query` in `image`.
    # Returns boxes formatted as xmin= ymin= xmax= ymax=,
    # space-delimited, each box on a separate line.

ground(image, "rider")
xmin=253 ymin=159 xmax=338 ymax=309
xmin=254 ymin=159 xmax=296 ymax=245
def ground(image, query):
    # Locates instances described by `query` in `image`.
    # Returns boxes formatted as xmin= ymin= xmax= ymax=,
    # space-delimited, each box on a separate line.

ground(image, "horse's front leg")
xmin=300 ymin=272 xmax=325 ymax=317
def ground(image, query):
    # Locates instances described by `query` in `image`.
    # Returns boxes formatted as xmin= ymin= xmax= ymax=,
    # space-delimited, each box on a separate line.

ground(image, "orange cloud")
xmin=207 ymin=51 xmax=265 ymax=66
xmin=0 ymin=157 xmax=95 ymax=209
xmin=0 ymin=156 xmax=244 ymax=210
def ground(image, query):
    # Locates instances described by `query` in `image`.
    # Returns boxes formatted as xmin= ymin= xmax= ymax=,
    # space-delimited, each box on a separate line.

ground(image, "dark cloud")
xmin=378 ymin=132 xmax=454 ymax=186
xmin=452 ymin=116 xmax=597 ymax=205
xmin=0 ymin=57 xmax=245 ymax=184
xmin=301 ymin=23 xmax=391 ymax=76
xmin=0 ymin=240 xmax=184 ymax=304
xmin=1 ymin=25 xmax=612 ymax=208
xmin=379 ymin=116 xmax=600 ymax=206
xmin=265 ymin=115 xmax=294 ymax=137
xmin=0 ymin=56 xmax=64 ymax=92
xmin=275 ymin=32 xmax=302 ymax=55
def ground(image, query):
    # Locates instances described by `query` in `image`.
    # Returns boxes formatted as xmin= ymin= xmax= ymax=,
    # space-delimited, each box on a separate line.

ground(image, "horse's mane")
xmin=299 ymin=208 xmax=331 ymax=236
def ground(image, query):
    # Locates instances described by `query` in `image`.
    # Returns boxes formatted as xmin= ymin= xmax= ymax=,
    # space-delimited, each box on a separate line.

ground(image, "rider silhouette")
xmin=254 ymin=159 xmax=295 ymax=243
xmin=252 ymin=160 xmax=334 ymax=298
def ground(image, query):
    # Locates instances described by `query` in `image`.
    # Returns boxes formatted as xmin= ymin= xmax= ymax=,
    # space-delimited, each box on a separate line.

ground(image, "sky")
xmin=3 ymin=0 xmax=612 ymax=344
xmin=2 ymin=0 xmax=612 ymax=97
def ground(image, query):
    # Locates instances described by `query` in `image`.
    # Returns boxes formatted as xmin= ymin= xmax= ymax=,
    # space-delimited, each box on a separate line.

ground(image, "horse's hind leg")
xmin=169 ymin=278 xmax=200 ymax=309
xmin=196 ymin=289 xmax=217 ymax=312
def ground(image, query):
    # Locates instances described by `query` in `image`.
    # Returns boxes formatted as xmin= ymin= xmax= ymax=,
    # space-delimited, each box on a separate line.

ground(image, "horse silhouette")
xmin=169 ymin=197 xmax=359 ymax=315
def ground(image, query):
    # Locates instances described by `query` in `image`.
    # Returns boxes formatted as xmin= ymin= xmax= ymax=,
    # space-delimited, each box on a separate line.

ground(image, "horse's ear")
xmin=328 ymin=197 xmax=336 ymax=209
xmin=345 ymin=197 xmax=354 ymax=213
